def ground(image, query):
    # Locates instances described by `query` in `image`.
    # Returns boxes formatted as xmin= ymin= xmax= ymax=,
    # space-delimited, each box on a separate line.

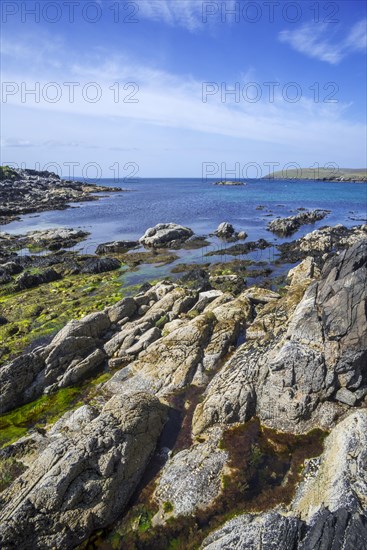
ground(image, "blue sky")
xmin=1 ymin=0 xmax=366 ymax=178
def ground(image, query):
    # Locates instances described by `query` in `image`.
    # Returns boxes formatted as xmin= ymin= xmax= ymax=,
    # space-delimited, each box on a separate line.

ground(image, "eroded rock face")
xmin=0 ymin=311 xmax=112 ymax=413
xmin=0 ymin=392 xmax=167 ymax=550
xmin=105 ymin=293 xmax=252 ymax=398
xmin=139 ymin=223 xmax=193 ymax=248
xmin=194 ymin=239 xmax=367 ymax=434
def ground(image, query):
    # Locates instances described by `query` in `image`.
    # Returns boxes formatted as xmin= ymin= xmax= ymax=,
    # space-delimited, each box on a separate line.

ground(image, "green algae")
xmin=0 ymin=270 xmax=124 ymax=365
xmin=0 ymin=387 xmax=82 ymax=448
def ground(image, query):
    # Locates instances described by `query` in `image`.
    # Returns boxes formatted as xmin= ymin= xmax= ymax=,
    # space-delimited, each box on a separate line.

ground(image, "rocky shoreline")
xmin=0 ymin=170 xmax=366 ymax=548
xmin=0 ymin=166 xmax=121 ymax=225
xmin=0 ymin=213 xmax=366 ymax=548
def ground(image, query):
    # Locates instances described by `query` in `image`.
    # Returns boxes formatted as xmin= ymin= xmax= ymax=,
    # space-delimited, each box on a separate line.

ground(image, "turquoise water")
xmin=3 ymin=178 xmax=366 ymax=284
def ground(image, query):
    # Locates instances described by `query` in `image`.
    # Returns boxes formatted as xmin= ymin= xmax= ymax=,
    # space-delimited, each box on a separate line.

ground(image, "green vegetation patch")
xmin=0 ymin=270 xmax=124 ymax=365
xmin=0 ymin=165 xmax=19 ymax=181
xmin=0 ymin=387 xmax=82 ymax=448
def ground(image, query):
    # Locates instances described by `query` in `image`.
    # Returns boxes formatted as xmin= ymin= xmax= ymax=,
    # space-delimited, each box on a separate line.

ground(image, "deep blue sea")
xmin=3 ymin=178 xmax=367 ymax=285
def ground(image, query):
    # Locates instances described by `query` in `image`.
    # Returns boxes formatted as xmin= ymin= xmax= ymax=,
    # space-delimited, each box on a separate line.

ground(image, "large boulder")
xmin=139 ymin=223 xmax=193 ymax=248
xmin=215 ymin=222 xmax=235 ymax=239
xmin=0 ymin=392 xmax=167 ymax=549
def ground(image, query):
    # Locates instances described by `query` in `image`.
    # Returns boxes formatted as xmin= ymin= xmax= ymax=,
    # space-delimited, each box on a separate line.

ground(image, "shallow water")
xmin=3 ymin=178 xmax=366 ymax=283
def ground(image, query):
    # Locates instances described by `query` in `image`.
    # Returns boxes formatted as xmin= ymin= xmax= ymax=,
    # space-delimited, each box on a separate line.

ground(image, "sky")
xmin=0 ymin=0 xmax=366 ymax=178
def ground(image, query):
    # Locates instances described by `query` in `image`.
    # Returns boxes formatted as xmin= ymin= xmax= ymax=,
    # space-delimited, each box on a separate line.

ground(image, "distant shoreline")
xmin=263 ymin=167 xmax=367 ymax=182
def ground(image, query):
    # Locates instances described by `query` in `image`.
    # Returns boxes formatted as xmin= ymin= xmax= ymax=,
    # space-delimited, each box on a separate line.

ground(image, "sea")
xmin=3 ymin=178 xmax=367 ymax=286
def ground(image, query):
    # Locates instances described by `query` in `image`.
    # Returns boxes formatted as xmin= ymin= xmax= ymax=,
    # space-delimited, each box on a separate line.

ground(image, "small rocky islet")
xmin=0 ymin=169 xmax=367 ymax=549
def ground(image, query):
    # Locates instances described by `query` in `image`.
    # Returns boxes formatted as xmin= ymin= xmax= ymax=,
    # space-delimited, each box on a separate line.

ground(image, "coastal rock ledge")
xmin=0 ymin=227 xmax=366 ymax=549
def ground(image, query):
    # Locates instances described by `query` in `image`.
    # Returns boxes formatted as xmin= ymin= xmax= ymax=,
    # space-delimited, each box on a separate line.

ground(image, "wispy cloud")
xmin=136 ymin=0 xmax=235 ymax=31
xmin=279 ymin=19 xmax=367 ymax=64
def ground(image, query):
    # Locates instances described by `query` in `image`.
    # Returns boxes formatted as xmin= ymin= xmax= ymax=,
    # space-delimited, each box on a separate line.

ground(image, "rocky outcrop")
xmin=0 ymin=392 xmax=167 ymax=550
xmin=0 ymin=167 xmax=121 ymax=225
xmin=139 ymin=223 xmax=193 ymax=248
xmin=268 ymin=209 xmax=329 ymax=236
xmin=19 ymin=228 xmax=89 ymax=251
xmin=15 ymin=268 xmax=61 ymax=290
xmin=214 ymin=222 xmax=247 ymax=241
xmin=105 ymin=291 xmax=252 ymax=398
xmin=205 ymin=238 xmax=271 ymax=257
xmin=277 ymin=224 xmax=367 ymax=263
xmin=0 ymin=281 xmax=252 ymax=413
xmin=0 ymin=311 xmax=112 ymax=412
xmin=194 ymin=239 xmax=367 ymax=435
xmin=79 ymin=257 xmax=121 ymax=274
xmin=215 ymin=222 xmax=235 ymax=239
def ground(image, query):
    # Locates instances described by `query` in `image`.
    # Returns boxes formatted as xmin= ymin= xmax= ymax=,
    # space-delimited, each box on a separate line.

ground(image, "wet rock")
xmin=215 ymin=222 xmax=235 ymax=239
xmin=139 ymin=223 xmax=193 ymax=248
xmin=0 ymin=315 xmax=8 ymax=325
xmin=205 ymin=238 xmax=271 ymax=257
xmin=80 ymin=257 xmax=121 ymax=274
xmin=96 ymin=241 xmax=139 ymax=255
xmin=15 ymin=268 xmax=61 ymax=290
xmin=179 ymin=268 xmax=211 ymax=291
xmin=268 ymin=209 xmax=329 ymax=236
xmin=0 ymin=392 xmax=167 ymax=550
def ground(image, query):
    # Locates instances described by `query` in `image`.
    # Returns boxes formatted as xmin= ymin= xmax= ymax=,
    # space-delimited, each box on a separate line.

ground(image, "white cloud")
xmin=279 ymin=19 xmax=367 ymax=64
xmin=1 ymin=32 xmax=366 ymax=175
xmin=135 ymin=0 xmax=235 ymax=31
